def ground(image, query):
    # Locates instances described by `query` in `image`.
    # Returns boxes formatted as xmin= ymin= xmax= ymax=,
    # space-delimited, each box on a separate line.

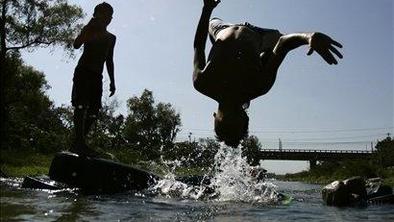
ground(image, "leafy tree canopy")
xmin=376 ymin=136 xmax=394 ymax=167
xmin=0 ymin=0 xmax=84 ymax=148
xmin=1 ymin=0 xmax=84 ymax=54
xmin=3 ymin=53 xmax=69 ymax=152
xmin=124 ymin=89 xmax=182 ymax=160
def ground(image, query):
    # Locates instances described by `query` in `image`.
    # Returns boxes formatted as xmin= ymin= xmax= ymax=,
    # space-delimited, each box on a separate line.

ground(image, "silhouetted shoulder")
xmin=106 ymin=32 xmax=116 ymax=43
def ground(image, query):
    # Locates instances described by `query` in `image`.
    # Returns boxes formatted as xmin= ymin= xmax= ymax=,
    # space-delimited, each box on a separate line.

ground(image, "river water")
xmin=1 ymin=146 xmax=394 ymax=221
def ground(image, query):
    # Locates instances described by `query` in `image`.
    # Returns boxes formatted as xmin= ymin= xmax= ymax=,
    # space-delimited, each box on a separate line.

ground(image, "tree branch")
xmin=6 ymin=39 xmax=55 ymax=51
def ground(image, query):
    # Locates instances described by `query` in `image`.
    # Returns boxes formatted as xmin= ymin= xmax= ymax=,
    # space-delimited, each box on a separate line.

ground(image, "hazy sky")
xmin=22 ymin=0 xmax=393 ymax=173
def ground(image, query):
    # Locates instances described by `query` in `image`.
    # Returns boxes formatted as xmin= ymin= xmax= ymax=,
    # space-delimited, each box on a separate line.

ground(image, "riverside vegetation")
xmin=278 ymin=137 xmax=394 ymax=187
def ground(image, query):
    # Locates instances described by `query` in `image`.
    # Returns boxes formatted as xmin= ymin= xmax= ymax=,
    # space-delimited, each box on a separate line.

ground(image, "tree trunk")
xmin=0 ymin=0 xmax=8 ymax=149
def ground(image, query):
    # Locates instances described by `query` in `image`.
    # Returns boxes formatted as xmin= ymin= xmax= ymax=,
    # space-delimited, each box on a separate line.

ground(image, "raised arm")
xmin=273 ymin=32 xmax=343 ymax=65
xmin=106 ymin=35 xmax=116 ymax=97
xmin=73 ymin=26 xmax=89 ymax=49
xmin=193 ymin=0 xmax=220 ymax=81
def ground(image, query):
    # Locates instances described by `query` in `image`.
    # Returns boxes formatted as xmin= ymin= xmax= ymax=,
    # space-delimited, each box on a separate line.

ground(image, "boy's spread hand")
xmin=307 ymin=32 xmax=343 ymax=65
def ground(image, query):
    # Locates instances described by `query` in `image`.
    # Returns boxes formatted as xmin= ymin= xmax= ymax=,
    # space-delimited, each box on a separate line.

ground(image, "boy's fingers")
xmin=331 ymin=39 xmax=343 ymax=48
xmin=329 ymin=46 xmax=343 ymax=59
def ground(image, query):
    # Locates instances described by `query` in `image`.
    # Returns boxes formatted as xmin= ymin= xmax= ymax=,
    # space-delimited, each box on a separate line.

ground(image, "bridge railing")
xmin=259 ymin=149 xmax=374 ymax=154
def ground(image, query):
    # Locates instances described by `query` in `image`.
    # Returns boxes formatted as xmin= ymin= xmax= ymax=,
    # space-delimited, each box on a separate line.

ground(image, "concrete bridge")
xmin=257 ymin=149 xmax=375 ymax=168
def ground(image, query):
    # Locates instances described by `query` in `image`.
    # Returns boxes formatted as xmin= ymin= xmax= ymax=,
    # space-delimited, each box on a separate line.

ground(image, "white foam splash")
xmin=210 ymin=145 xmax=279 ymax=203
xmin=151 ymin=144 xmax=282 ymax=203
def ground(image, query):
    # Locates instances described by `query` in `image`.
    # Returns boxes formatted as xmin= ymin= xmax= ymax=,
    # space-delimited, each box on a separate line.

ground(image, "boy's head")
xmin=93 ymin=2 xmax=113 ymax=25
xmin=214 ymin=107 xmax=249 ymax=147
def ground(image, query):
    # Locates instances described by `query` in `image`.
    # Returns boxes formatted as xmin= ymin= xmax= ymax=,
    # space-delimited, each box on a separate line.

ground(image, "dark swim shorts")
xmin=71 ymin=66 xmax=103 ymax=113
xmin=208 ymin=17 xmax=279 ymax=44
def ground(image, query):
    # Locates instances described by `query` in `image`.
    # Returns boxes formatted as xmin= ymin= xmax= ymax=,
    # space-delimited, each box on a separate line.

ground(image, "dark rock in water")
xmin=343 ymin=176 xmax=367 ymax=201
xmin=366 ymin=177 xmax=393 ymax=199
xmin=49 ymin=152 xmax=161 ymax=194
xmin=367 ymin=184 xmax=393 ymax=198
xmin=322 ymin=180 xmax=350 ymax=206
xmin=322 ymin=176 xmax=367 ymax=207
xmin=322 ymin=176 xmax=394 ymax=207
xmin=21 ymin=176 xmax=60 ymax=190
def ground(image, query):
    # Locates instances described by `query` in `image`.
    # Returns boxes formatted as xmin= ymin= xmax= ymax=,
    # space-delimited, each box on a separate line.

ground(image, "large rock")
xmin=366 ymin=177 xmax=393 ymax=199
xmin=322 ymin=180 xmax=350 ymax=206
xmin=49 ymin=152 xmax=161 ymax=194
xmin=365 ymin=178 xmax=393 ymax=204
xmin=343 ymin=176 xmax=367 ymax=200
xmin=322 ymin=176 xmax=367 ymax=206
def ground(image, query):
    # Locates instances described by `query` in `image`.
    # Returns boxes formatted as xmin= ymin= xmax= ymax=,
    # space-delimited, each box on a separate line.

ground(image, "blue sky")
xmin=22 ymin=0 xmax=393 ymax=173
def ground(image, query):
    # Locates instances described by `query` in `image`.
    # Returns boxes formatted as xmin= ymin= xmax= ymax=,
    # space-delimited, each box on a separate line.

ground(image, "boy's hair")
xmin=214 ymin=109 xmax=249 ymax=147
xmin=93 ymin=2 xmax=113 ymax=17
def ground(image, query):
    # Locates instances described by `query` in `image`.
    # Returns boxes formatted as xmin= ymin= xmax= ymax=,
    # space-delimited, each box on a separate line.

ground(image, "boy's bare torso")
xmin=197 ymin=25 xmax=281 ymax=103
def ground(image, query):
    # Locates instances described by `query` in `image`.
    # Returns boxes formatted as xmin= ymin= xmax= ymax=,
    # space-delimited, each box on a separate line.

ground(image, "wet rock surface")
xmin=322 ymin=176 xmax=393 ymax=206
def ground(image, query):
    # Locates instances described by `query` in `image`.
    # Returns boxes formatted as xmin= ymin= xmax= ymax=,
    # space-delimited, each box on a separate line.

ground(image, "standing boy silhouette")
xmin=71 ymin=2 xmax=116 ymax=156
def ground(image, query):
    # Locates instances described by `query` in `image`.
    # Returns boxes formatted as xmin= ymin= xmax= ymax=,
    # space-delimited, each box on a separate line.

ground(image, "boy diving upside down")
xmin=193 ymin=0 xmax=343 ymax=147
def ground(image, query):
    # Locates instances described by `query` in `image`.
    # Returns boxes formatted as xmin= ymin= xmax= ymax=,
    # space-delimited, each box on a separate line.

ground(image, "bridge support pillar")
xmin=309 ymin=160 xmax=317 ymax=170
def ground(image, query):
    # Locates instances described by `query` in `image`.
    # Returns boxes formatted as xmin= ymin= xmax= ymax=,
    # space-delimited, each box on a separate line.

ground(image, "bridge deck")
xmin=257 ymin=149 xmax=374 ymax=161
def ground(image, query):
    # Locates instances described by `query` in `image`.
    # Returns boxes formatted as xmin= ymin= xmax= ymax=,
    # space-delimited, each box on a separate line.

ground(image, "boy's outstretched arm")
xmin=193 ymin=0 xmax=220 ymax=81
xmin=251 ymin=32 xmax=343 ymax=99
xmin=273 ymin=32 xmax=343 ymax=65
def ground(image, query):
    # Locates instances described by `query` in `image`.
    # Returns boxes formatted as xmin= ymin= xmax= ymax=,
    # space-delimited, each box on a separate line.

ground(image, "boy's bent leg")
xmin=244 ymin=22 xmax=282 ymax=51
xmin=84 ymin=107 xmax=99 ymax=137
xmin=75 ymin=106 xmax=101 ymax=157
xmin=70 ymin=105 xmax=99 ymax=157
xmin=243 ymin=22 xmax=278 ymax=35
xmin=72 ymin=105 xmax=87 ymax=152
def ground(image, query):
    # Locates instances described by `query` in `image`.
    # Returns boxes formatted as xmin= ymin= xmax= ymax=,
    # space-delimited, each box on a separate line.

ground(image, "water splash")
xmin=149 ymin=156 xmax=208 ymax=200
xmin=150 ymin=144 xmax=283 ymax=203
xmin=210 ymin=146 xmax=279 ymax=203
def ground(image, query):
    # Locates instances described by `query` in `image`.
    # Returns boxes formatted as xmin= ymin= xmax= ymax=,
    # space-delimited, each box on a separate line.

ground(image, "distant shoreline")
xmin=274 ymin=170 xmax=394 ymax=187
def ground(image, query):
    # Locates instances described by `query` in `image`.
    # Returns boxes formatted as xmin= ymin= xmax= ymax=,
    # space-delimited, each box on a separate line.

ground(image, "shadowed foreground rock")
xmin=322 ymin=176 xmax=393 ymax=206
xmin=49 ymin=152 xmax=161 ymax=194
